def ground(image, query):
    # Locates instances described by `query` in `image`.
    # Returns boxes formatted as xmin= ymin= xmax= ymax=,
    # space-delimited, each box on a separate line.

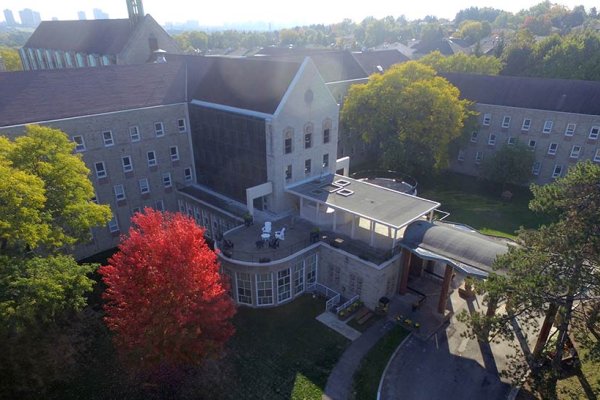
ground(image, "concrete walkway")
xmin=316 ymin=311 xmax=362 ymax=341
xmin=323 ymin=318 xmax=394 ymax=400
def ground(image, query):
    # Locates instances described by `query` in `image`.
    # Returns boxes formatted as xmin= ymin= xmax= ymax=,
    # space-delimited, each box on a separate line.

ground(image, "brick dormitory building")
xmin=1 ymin=19 xmax=599 ymax=311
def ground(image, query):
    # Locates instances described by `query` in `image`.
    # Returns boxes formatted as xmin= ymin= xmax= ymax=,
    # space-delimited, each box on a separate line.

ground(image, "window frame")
xmin=589 ymin=126 xmax=600 ymax=140
xmin=488 ymin=133 xmax=496 ymax=145
xmin=552 ymin=164 xmax=563 ymax=178
xmin=482 ymin=113 xmax=491 ymax=126
xmin=501 ymin=116 xmax=511 ymax=129
xmin=147 ymin=150 xmax=157 ymax=167
xmin=521 ymin=118 xmax=531 ymax=131
xmin=184 ymin=167 xmax=193 ymax=182
xmin=102 ymin=130 xmax=114 ymax=147
xmin=139 ymin=178 xmax=150 ymax=194
xmin=322 ymin=153 xmax=329 ymax=168
xmin=113 ymin=184 xmax=126 ymax=201
xmin=154 ymin=122 xmax=165 ymax=137
xmin=170 ymin=146 xmax=179 ymax=161
xmin=304 ymin=132 xmax=312 ymax=149
xmin=507 ymin=137 xmax=516 ymax=145
xmin=532 ymin=161 xmax=541 ymax=176
xmin=95 ymin=161 xmax=107 ymax=179
xmin=594 ymin=148 xmax=600 ymax=162
xmin=72 ymin=135 xmax=86 ymax=152
xmin=475 ymin=151 xmax=483 ymax=164
xmin=570 ymin=145 xmax=581 ymax=159
xmin=547 ymin=143 xmax=558 ymax=155
xmin=121 ymin=155 xmax=133 ymax=173
xmin=323 ymin=128 xmax=330 ymax=144
xmin=565 ymin=123 xmax=576 ymax=136
xmin=543 ymin=120 xmax=553 ymax=134
xmin=304 ymin=159 xmax=311 ymax=175
xmin=108 ymin=216 xmax=119 ymax=233
xmin=129 ymin=126 xmax=140 ymax=142
xmin=470 ymin=131 xmax=478 ymax=143
xmin=285 ymin=164 xmax=292 ymax=181
xmin=528 ymin=139 xmax=537 ymax=151
xmin=177 ymin=118 xmax=186 ymax=133
xmin=457 ymin=149 xmax=465 ymax=161
xmin=162 ymin=172 xmax=172 ymax=188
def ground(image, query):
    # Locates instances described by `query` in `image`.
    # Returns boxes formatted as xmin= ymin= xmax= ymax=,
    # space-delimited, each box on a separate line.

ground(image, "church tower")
xmin=127 ymin=0 xmax=145 ymax=25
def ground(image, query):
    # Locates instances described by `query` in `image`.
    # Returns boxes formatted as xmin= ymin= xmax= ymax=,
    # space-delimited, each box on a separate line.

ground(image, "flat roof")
xmin=287 ymin=174 xmax=440 ymax=229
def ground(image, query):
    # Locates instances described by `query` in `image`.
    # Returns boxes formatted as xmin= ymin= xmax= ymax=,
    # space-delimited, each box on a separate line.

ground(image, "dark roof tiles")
xmin=442 ymin=72 xmax=600 ymax=116
xmin=24 ymin=19 xmax=134 ymax=55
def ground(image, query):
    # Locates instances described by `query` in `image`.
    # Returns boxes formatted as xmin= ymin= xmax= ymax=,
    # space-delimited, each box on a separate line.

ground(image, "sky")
xmin=1 ymin=0 xmax=598 ymax=27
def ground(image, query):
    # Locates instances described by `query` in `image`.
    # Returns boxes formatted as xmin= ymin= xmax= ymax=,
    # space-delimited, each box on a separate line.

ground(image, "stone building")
xmin=19 ymin=0 xmax=180 ymax=71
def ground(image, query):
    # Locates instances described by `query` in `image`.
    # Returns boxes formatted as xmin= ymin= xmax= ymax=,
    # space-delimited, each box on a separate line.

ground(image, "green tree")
xmin=457 ymin=20 xmax=492 ymax=45
xmin=0 ymin=46 xmax=22 ymax=71
xmin=2 ymin=125 xmax=111 ymax=252
xmin=482 ymin=142 xmax=535 ymax=187
xmin=459 ymin=161 xmax=600 ymax=397
xmin=419 ymin=51 xmax=502 ymax=74
xmin=341 ymin=62 xmax=473 ymax=177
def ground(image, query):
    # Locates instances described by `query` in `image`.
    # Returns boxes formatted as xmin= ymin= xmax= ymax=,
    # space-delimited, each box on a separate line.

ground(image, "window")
xmin=113 ymin=184 xmax=126 ymax=201
xmin=306 ymin=254 xmax=317 ymax=284
xmin=482 ymin=113 xmax=491 ymax=126
xmin=108 ymin=216 xmax=119 ymax=233
xmin=543 ymin=120 xmax=553 ymax=134
xmin=528 ymin=139 xmax=537 ymax=150
xmin=589 ymin=126 xmax=600 ymax=140
xmin=547 ymin=143 xmax=558 ymax=155
xmin=284 ymin=137 xmax=293 ymax=154
xmin=162 ymin=172 xmax=172 ymax=188
xmin=285 ymin=164 xmax=292 ymax=181
xmin=594 ymin=148 xmax=600 ymax=162
xmin=323 ymin=128 xmax=330 ymax=143
xmin=170 ymin=146 xmax=179 ymax=161
xmin=256 ymin=273 xmax=273 ymax=305
xmin=155 ymin=199 xmax=164 ymax=211
xmin=277 ymin=269 xmax=291 ymax=303
xmin=532 ymin=161 xmax=541 ymax=176
xmin=147 ymin=151 xmax=157 ymax=167
xmin=154 ymin=122 xmax=164 ymax=137
xmin=488 ymin=133 xmax=496 ymax=145
xmin=470 ymin=131 xmax=478 ymax=143
xmin=457 ymin=149 xmax=465 ymax=161
xmin=521 ymin=118 xmax=531 ymax=131
xmin=304 ymin=159 xmax=311 ymax=175
xmin=102 ymin=130 xmax=114 ymax=146
xmin=121 ymin=155 xmax=133 ymax=173
xmin=552 ymin=164 xmax=563 ymax=178
xmin=565 ymin=123 xmax=576 ymax=136
xmin=184 ymin=167 xmax=192 ymax=182
xmin=177 ymin=118 xmax=186 ymax=133
xmin=293 ymin=261 xmax=304 ymax=295
xmin=95 ymin=161 xmax=107 ymax=178
xmin=501 ymin=116 xmax=511 ymax=128
xmin=475 ymin=151 xmax=483 ymax=164
xmin=236 ymin=272 xmax=252 ymax=305
xmin=304 ymin=132 xmax=312 ymax=149
xmin=507 ymin=137 xmax=516 ymax=145
xmin=129 ymin=126 xmax=140 ymax=142
xmin=72 ymin=136 xmax=85 ymax=152
xmin=570 ymin=145 xmax=581 ymax=159
xmin=139 ymin=178 xmax=150 ymax=194
xmin=322 ymin=154 xmax=329 ymax=168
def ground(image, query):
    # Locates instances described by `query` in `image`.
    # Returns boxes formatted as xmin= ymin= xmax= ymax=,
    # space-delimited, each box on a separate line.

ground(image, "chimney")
xmin=126 ymin=0 xmax=144 ymax=25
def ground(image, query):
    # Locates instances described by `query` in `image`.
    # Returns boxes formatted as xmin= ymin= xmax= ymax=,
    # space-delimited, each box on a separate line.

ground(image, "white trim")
xmin=0 ymin=103 xmax=189 ymax=129
xmin=325 ymin=77 xmax=369 ymax=85
xmin=190 ymin=99 xmax=272 ymax=120
xmin=273 ymin=58 xmax=308 ymax=118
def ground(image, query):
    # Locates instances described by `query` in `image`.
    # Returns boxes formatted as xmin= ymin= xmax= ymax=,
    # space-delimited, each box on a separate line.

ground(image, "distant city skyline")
xmin=1 ymin=0 xmax=598 ymax=28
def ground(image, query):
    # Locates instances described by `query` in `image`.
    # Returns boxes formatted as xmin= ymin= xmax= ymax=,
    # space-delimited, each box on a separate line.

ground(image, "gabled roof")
xmin=442 ymin=72 xmax=600 ymax=116
xmin=180 ymin=55 xmax=301 ymax=115
xmin=23 ymin=19 xmax=134 ymax=54
xmin=0 ymin=62 xmax=187 ymax=127
xmin=350 ymin=50 xmax=410 ymax=76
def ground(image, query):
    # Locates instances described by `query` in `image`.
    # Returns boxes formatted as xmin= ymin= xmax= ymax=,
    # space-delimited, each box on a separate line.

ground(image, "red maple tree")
xmin=99 ymin=209 xmax=236 ymax=371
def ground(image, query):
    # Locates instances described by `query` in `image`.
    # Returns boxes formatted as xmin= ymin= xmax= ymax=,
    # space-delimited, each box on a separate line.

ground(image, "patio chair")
xmin=262 ymin=221 xmax=272 ymax=234
xmin=275 ymin=227 xmax=285 ymax=241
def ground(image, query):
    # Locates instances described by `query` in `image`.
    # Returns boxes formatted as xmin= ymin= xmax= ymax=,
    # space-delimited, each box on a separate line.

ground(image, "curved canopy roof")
xmin=401 ymin=220 xmax=511 ymax=276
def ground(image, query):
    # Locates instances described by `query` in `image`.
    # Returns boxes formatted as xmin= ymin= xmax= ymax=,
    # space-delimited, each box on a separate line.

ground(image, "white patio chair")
xmin=262 ymin=221 xmax=272 ymax=234
xmin=275 ymin=227 xmax=285 ymax=241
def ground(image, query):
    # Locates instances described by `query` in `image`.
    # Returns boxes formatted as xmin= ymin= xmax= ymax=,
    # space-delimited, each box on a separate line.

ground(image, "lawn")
xmin=351 ymin=325 xmax=409 ymax=400
xmin=224 ymin=295 xmax=350 ymax=399
xmin=418 ymin=172 xmax=553 ymax=239
xmin=47 ymin=295 xmax=349 ymax=400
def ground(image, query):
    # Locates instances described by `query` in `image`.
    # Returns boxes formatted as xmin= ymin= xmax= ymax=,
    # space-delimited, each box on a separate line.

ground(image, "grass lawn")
xmin=419 ymin=172 xmax=553 ymax=239
xmin=351 ymin=325 xmax=409 ymax=400
xmin=224 ymin=295 xmax=350 ymax=399
xmin=556 ymin=332 xmax=600 ymax=399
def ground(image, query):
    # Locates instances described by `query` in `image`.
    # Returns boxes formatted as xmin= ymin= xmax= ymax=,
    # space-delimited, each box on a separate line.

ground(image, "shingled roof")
xmin=0 ymin=62 xmax=186 ymax=127
xmin=23 ymin=19 xmax=134 ymax=54
xmin=182 ymin=55 xmax=301 ymax=114
xmin=442 ymin=72 xmax=600 ymax=116
xmin=350 ymin=49 xmax=409 ymax=76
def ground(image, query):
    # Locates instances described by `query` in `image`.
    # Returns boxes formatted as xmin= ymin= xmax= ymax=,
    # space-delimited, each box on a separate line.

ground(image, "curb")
xmin=376 ymin=332 xmax=413 ymax=400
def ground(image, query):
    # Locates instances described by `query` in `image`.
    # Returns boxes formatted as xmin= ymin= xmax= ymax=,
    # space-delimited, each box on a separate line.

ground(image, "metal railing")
xmin=306 ymin=283 xmax=341 ymax=311
xmin=335 ymin=294 xmax=360 ymax=314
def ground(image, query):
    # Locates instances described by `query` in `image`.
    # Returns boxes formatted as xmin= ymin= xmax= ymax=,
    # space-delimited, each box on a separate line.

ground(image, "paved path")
xmin=316 ymin=311 xmax=362 ymax=341
xmin=323 ymin=318 xmax=394 ymax=400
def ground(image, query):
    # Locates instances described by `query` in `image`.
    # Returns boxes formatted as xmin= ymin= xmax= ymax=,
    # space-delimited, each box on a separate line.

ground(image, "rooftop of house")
xmin=443 ymin=72 xmax=600 ymax=116
xmin=0 ymin=61 xmax=187 ymax=127
xmin=23 ymin=18 xmax=137 ymax=54
xmin=287 ymin=174 xmax=440 ymax=230
xmin=350 ymin=49 xmax=410 ymax=76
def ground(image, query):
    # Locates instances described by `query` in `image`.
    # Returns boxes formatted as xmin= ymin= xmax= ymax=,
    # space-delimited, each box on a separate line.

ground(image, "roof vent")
xmin=334 ymin=179 xmax=350 ymax=187
xmin=336 ymin=188 xmax=354 ymax=197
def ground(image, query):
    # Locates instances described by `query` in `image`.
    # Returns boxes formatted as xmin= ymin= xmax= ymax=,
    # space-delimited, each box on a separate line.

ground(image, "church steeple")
xmin=127 ymin=0 xmax=145 ymax=25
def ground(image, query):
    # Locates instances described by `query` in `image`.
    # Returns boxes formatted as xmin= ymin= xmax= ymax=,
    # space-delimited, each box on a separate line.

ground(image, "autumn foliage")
xmin=100 ymin=209 xmax=236 ymax=371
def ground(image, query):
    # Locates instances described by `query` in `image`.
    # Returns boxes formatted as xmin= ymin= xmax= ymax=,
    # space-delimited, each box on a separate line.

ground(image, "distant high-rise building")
xmin=19 ymin=8 xmax=41 ymax=28
xmin=3 ymin=9 xmax=16 ymax=27
xmin=93 ymin=8 xmax=109 ymax=20
xmin=77 ymin=11 xmax=86 ymax=20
